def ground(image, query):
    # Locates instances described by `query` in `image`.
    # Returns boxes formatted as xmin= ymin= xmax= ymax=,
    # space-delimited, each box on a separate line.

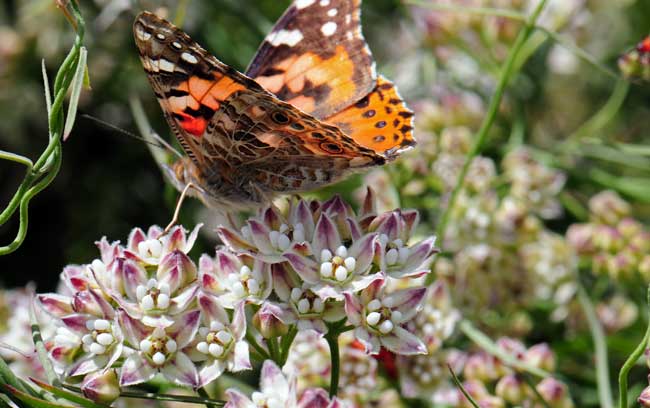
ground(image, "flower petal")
xmin=119 ymin=354 xmax=156 ymax=386
xmin=199 ymin=359 xmax=226 ymax=387
xmin=157 ymin=250 xmax=198 ymax=293
xmin=283 ymin=252 xmax=319 ymax=284
xmin=231 ymin=341 xmax=252 ymax=371
xmin=380 ymin=326 xmax=427 ymax=355
xmin=349 ymin=233 xmax=378 ymax=275
xmin=198 ymin=293 xmax=229 ymax=324
xmin=312 ymin=214 xmax=341 ymax=257
xmin=298 ymin=388 xmax=331 ymax=408
xmin=231 ymin=301 xmax=247 ymax=339
xmin=118 ymin=309 xmax=151 ymax=345
xmin=168 ymin=309 xmax=201 ymax=348
xmin=170 ymin=283 xmax=200 ymax=314
xmin=247 ymin=220 xmax=274 ymax=254
xmin=390 ymin=287 xmax=427 ymax=322
xmin=37 ymin=294 xmax=73 ymax=317
xmin=216 ymin=226 xmax=256 ymax=252
xmin=260 ymin=360 xmax=289 ymax=396
xmin=225 ymin=389 xmax=254 ymax=408
xmin=161 ymin=352 xmax=199 ymax=388
xmin=343 ymin=292 xmax=362 ymax=326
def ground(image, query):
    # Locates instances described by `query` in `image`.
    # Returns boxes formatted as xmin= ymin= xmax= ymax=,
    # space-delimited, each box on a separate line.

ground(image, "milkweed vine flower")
xmin=225 ymin=360 xmax=346 ymax=408
xmin=34 ymin=190 xmax=437 ymax=400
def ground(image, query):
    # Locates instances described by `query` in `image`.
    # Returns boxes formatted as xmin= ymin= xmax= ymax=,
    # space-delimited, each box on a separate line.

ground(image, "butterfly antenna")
xmin=164 ymin=182 xmax=195 ymax=233
xmin=81 ymin=114 xmax=182 ymax=158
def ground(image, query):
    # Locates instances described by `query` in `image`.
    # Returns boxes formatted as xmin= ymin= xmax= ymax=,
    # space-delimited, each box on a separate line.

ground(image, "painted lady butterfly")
xmin=133 ymin=0 xmax=415 ymax=210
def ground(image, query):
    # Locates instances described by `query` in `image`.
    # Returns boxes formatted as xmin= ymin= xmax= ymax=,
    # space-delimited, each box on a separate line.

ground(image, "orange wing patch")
xmin=166 ymin=73 xmax=246 ymax=138
xmin=324 ymin=76 xmax=415 ymax=158
xmin=254 ymin=46 xmax=357 ymax=118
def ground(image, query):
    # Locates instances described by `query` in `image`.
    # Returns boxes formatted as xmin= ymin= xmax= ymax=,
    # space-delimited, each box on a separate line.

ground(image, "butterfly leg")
xmin=164 ymin=182 xmax=196 ymax=233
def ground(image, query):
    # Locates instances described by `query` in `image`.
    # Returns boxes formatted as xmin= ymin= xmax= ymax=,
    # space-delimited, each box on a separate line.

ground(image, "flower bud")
xmin=639 ymin=384 xmax=650 ymax=407
xmin=495 ymin=374 xmax=525 ymax=404
xmin=536 ymin=377 xmax=573 ymax=408
xmin=619 ymin=36 xmax=650 ymax=82
xmin=589 ymin=190 xmax=630 ymax=226
xmin=524 ymin=343 xmax=556 ymax=372
xmin=253 ymin=303 xmax=289 ymax=339
xmin=81 ymin=369 xmax=120 ymax=404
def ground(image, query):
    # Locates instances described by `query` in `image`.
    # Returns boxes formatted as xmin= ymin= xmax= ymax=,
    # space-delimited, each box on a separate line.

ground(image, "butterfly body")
xmin=134 ymin=1 xmax=414 ymax=209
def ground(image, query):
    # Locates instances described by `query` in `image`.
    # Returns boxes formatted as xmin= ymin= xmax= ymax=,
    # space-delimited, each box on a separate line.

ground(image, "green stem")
xmin=523 ymin=374 xmax=552 ymax=408
xmin=197 ymin=387 xmax=217 ymax=408
xmin=279 ymin=326 xmax=298 ymax=365
xmin=618 ymin=285 xmax=650 ymax=408
xmin=245 ymin=331 xmax=270 ymax=360
xmin=564 ymin=79 xmax=629 ymax=146
xmin=459 ymin=319 xmax=550 ymax=379
xmin=325 ymin=332 xmax=340 ymax=397
xmin=116 ymin=389 xmax=226 ymax=406
xmin=448 ymin=365 xmax=479 ymax=408
xmin=578 ymin=285 xmax=614 ymax=408
xmin=267 ymin=337 xmax=280 ymax=363
xmin=432 ymin=0 xmax=549 ymax=257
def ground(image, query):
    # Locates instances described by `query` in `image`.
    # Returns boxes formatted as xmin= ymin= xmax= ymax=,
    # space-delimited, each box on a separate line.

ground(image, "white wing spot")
xmin=320 ymin=0 xmax=330 ymax=5
xmin=327 ymin=8 xmax=337 ymax=17
xmin=148 ymin=58 xmax=159 ymax=72
xmin=321 ymin=21 xmax=337 ymax=36
xmin=268 ymin=29 xmax=304 ymax=47
xmin=181 ymin=52 xmax=199 ymax=64
xmin=345 ymin=14 xmax=352 ymax=24
xmin=135 ymin=25 xmax=151 ymax=41
xmin=159 ymin=58 xmax=175 ymax=72
xmin=346 ymin=31 xmax=353 ymax=40
xmin=156 ymin=33 xmax=165 ymax=40
xmin=296 ymin=0 xmax=316 ymax=9
xmin=172 ymin=41 xmax=182 ymax=49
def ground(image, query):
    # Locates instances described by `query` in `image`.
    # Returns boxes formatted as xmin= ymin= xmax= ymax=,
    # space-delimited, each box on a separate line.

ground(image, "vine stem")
xmin=618 ymin=285 xmax=650 ymax=408
xmin=578 ymin=285 xmax=614 ymax=408
xmin=429 ymin=0 xmax=549 ymax=283
xmin=325 ymin=332 xmax=340 ymax=398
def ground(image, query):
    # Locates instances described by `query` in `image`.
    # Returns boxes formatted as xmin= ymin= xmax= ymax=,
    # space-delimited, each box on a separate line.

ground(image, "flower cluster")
xmin=35 ymin=191 xmax=438 ymax=404
xmin=453 ymin=338 xmax=573 ymax=408
xmin=619 ymin=35 xmax=650 ymax=81
xmin=430 ymin=146 xmax=575 ymax=327
xmin=567 ymin=190 xmax=650 ymax=281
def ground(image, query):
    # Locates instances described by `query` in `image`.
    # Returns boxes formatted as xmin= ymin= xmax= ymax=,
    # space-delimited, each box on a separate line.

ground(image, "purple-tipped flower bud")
xmin=495 ymin=374 xmax=525 ymax=404
xmin=639 ymin=384 xmax=650 ymax=407
xmin=81 ymin=369 xmax=120 ymax=404
xmin=589 ymin=191 xmax=631 ymax=226
xmin=536 ymin=377 xmax=574 ymax=408
xmin=524 ymin=343 xmax=556 ymax=372
xmin=619 ymin=36 xmax=650 ymax=81
xmin=253 ymin=302 xmax=289 ymax=339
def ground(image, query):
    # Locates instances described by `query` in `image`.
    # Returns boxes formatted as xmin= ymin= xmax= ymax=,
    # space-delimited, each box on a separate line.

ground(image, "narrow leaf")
xmin=30 ymin=300 xmax=59 ymax=387
xmin=41 ymin=60 xmax=52 ymax=121
xmin=448 ymin=365 xmax=479 ymax=408
xmin=29 ymin=378 xmax=110 ymax=408
xmin=63 ymin=46 xmax=88 ymax=141
xmin=1 ymin=385 xmax=76 ymax=408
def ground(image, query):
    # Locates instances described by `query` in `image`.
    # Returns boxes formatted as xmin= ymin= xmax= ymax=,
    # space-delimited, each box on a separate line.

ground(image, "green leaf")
xmin=0 ymin=385 xmax=76 ymax=408
xmin=29 ymin=379 xmax=110 ymax=408
xmin=63 ymin=46 xmax=88 ymax=141
xmin=590 ymin=169 xmax=650 ymax=203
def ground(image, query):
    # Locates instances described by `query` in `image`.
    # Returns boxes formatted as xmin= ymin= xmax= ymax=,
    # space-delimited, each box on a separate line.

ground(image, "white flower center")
xmin=139 ymin=327 xmax=176 ymax=366
xmin=228 ymin=265 xmax=264 ymax=299
xmin=81 ymin=319 xmax=116 ymax=356
xmin=136 ymin=278 xmax=171 ymax=312
xmin=268 ymin=223 xmax=305 ymax=252
xmin=319 ymin=246 xmax=356 ymax=283
xmin=137 ymin=238 xmax=163 ymax=261
xmin=380 ymin=234 xmax=411 ymax=266
xmin=290 ymin=288 xmax=325 ymax=316
xmin=364 ymin=298 xmax=402 ymax=335
xmin=196 ymin=321 xmax=234 ymax=359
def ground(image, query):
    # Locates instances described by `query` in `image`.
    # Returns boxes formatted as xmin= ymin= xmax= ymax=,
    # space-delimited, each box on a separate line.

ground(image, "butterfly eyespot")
xmin=272 ymin=112 xmax=290 ymax=124
xmin=290 ymin=122 xmax=305 ymax=130
xmin=320 ymin=142 xmax=343 ymax=153
xmin=311 ymin=132 xmax=325 ymax=140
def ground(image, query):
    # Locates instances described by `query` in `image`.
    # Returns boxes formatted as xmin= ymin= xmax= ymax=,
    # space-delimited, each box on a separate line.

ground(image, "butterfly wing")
xmin=245 ymin=0 xmax=416 ymax=158
xmin=245 ymin=0 xmax=376 ymax=119
xmin=134 ymin=12 xmax=384 ymax=203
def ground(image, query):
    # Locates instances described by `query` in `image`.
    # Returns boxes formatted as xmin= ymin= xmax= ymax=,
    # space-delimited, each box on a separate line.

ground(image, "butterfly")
xmin=133 ymin=0 xmax=415 ymax=210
